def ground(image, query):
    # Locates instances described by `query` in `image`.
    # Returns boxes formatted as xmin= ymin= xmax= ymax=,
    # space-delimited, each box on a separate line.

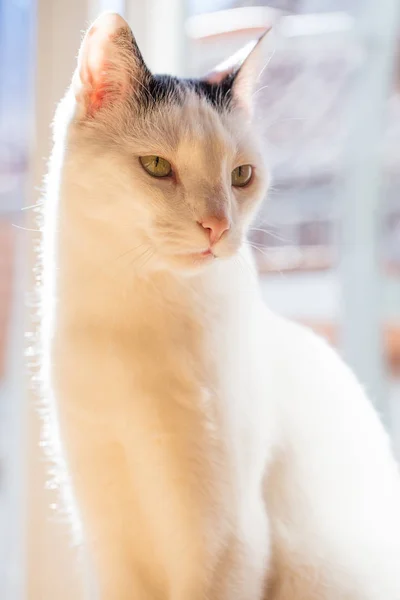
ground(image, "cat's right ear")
xmin=203 ymin=29 xmax=273 ymax=117
xmin=73 ymin=12 xmax=149 ymax=118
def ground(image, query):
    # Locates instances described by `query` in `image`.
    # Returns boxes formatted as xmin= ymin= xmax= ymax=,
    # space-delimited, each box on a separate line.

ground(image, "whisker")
xmin=139 ymin=250 xmax=154 ymax=271
xmin=245 ymin=242 xmax=271 ymax=259
xmin=249 ymin=227 xmax=293 ymax=244
xmin=252 ymin=84 xmax=269 ymax=99
xmin=246 ymin=240 xmax=269 ymax=249
xmin=21 ymin=202 xmax=44 ymax=211
xmin=256 ymin=46 xmax=276 ymax=82
xmin=128 ymin=247 xmax=152 ymax=269
xmin=114 ymin=244 xmax=144 ymax=263
xmin=246 ymin=243 xmax=289 ymax=279
xmin=12 ymin=223 xmax=42 ymax=232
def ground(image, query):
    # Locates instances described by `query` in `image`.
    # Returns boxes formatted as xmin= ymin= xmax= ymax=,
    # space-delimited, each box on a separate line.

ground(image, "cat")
xmin=40 ymin=11 xmax=400 ymax=600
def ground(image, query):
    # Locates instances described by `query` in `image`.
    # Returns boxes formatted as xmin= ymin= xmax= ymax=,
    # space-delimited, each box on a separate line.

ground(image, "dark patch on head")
xmin=146 ymin=75 xmax=184 ymax=106
xmin=140 ymin=73 xmax=237 ymax=112
xmin=184 ymin=74 xmax=238 ymax=110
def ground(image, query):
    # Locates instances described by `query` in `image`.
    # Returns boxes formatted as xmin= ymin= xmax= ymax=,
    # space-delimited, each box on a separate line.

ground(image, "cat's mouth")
xmin=158 ymin=238 xmax=241 ymax=273
xmin=160 ymin=247 xmax=217 ymax=273
xmin=188 ymin=249 xmax=215 ymax=261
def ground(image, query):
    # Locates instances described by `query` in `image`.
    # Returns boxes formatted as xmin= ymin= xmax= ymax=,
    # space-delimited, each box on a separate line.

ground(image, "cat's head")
xmin=64 ymin=12 xmax=270 ymax=274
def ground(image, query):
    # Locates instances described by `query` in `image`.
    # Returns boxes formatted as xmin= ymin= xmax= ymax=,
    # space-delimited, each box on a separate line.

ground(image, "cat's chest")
xmin=119 ymin=305 xmax=221 ymax=396
xmin=119 ymin=282 xmax=225 ymax=374
xmin=56 ymin=271 xmax=263 ymax=430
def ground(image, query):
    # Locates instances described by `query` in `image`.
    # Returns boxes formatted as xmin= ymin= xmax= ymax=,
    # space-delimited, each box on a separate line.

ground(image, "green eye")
xmin=231 ymin=164 xmax=253 ymax=187
xmin=140 ymin=155 xmax=172 ymax=178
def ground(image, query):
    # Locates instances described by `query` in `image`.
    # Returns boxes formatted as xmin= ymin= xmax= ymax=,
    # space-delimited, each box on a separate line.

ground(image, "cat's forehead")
xmin=147 ymin=74 xmax=236 ymax=113
xmin=136 ymin=74 xmax=250 ymax=163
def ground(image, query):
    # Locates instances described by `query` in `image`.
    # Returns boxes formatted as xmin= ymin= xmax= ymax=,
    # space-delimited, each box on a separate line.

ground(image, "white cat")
xmin=41 ymin=12 xmax=400 ymax=600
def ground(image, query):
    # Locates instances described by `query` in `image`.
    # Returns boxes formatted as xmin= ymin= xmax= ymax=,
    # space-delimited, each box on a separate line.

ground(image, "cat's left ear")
xmin=73 ymin=12 xmax=150 ymax=117
xmin=204 ymin=29 xmax=273 ymax=116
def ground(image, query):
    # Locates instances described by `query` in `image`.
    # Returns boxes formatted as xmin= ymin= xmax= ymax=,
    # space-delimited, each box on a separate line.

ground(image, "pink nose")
xmin=199 ymin=216 xmax=230 ymax=246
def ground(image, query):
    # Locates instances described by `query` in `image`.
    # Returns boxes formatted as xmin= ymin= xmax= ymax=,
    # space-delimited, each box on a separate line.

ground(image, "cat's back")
xmin=263 ymin=311 xmax=396 ymax=464
xmin=263 ymin=312 xmax=391 ymax=439
xmin=262 ymin=311 xmax=400 ymax=593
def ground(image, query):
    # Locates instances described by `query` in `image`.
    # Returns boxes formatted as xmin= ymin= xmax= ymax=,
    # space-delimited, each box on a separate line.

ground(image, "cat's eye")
xmin=231 ymin=165 xmax=253 ymax=188
xmin=140 ymin=155 xmax=172 ymax=178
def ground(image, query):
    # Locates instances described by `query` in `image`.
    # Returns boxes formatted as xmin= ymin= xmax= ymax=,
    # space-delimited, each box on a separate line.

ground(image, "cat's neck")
xmin=56 ymin=241 xmax=257 ymax=344
xmin=56 ymin=229 xmax=235 ymax=328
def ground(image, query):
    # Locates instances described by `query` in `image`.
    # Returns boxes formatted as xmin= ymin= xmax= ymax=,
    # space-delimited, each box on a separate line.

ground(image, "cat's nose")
xmin=199 ymin=216 xmax=230 ymax=246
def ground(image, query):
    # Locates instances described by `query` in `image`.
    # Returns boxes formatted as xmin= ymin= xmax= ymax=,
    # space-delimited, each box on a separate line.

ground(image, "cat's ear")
xmin=73 ymin=12 xmax=149 ymax=117
xmin=204 ymin=29 xmax=272 ymax=116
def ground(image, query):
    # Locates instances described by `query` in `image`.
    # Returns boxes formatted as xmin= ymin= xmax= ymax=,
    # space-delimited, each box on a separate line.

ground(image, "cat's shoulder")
xmin=264 ymin=308 xmax=339 ymax=366
xmin=264 ymin=309 xmax=370 ymax=409
xmin=259 ymin=309 xmax=393 ymax=460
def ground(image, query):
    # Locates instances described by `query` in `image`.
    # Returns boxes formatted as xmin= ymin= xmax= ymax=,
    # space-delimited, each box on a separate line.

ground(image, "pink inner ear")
xmin=76 ymin=13 xmax=130 ymax=115
xmin=87 ymin=75 xmax=109 ymax=116
xmin=205 ymin=68 xmax=232 ymax=85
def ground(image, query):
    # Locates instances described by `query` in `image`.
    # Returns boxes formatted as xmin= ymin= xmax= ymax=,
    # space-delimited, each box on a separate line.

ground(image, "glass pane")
xmin=0 ymin=0 xmax=33 ymax=595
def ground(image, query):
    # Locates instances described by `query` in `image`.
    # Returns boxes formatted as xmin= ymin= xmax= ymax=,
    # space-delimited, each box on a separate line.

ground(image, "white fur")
xmin=40 ymin=13 xmax=400 ymax=600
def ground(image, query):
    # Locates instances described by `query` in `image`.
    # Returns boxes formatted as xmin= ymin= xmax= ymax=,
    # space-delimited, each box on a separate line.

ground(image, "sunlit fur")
xmin=41 ymin=13 xmax=400 ymax=600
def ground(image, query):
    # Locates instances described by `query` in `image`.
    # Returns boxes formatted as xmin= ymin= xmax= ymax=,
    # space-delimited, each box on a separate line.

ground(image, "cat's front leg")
xmin=51 ymin=337 xmax=163 ymax=600
xmin=51 ymin=337 xmax=229 ymax=600
xmin=59 ymin=421 xmax=154 ymax=600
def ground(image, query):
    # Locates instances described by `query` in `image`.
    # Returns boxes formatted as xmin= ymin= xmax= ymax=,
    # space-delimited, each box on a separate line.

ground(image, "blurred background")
xmin=0 ymin=0 xmax=399 ymax=597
